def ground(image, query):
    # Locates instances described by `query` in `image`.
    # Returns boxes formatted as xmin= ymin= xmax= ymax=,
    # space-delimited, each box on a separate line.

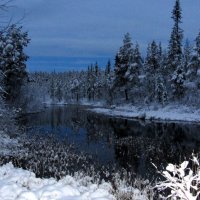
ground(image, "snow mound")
xmin=0 ymin=163 xmax=115 ymax=200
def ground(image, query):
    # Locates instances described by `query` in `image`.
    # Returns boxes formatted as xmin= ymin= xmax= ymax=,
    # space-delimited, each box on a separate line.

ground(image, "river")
xmin=18 ymin=105 xmax=200 ymax=180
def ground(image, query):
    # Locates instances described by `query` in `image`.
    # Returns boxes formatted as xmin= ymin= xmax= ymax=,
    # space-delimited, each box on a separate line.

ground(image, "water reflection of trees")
xmin=113 ymin=121 xmax=200 ymax=179
xmin=20 ymin=106 xmax=200 ymax=179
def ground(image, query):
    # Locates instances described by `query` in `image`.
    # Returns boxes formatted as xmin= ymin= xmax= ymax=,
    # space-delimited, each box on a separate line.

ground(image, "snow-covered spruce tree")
xmin=50 ymin=78 xmax=56 ymax=103
xmin=105 ymin=59 xmax=111 ymax=76
xmin=155 ymin=74 xmax=167 ymax=104
xmin=86 ymin=64 xmax=96 ymax=101
xmin=168 ymin=0 xmax=183 ymax=73
xmin=124 ymin=43 xmax=143 ymax=102
xmin=171 ymin=65 xmax=186 ymax=99
xmin=55 ymin=83 xmax=63 ymax=102
xmin=183 ymin=39 xmax=192 ymax=73
xmin=95 ymin=62 xmax=99 ymax=77
xmin=103 ymin=60 xmax=114 ymax=104
xmin=144 ymin=41 xmax=160 ymax=102
xmin=114 ymin=33 xmax=134 ymax=101
xmin=125 ymin=43 xmax=142 ymax=83
xmin=187 ymin=32 xmax=200 ymax=80
xmin=168 ymin=0 xmax=185 ymax=99
xmin=70 ymin=78 xmax=80 ymax=102
xmin=0 ymin=25 xmax=30 ymax=102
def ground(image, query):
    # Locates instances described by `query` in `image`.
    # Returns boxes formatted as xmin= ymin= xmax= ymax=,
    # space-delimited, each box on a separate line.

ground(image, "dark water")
xmin=19 ymin=105 xmax=200 ymax=180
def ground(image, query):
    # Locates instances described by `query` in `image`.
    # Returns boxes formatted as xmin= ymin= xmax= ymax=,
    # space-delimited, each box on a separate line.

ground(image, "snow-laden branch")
xmin=154 ymin=154 xmax=200 ymax=200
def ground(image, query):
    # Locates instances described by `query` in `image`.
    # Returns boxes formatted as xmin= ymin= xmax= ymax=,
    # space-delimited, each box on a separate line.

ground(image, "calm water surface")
xmin=19 ymin=105 xmax=200 ymax=179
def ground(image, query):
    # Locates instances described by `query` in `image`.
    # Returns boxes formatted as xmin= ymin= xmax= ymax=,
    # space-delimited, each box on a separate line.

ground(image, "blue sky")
xmin=10 ymin=0 xmax=200 ymax=71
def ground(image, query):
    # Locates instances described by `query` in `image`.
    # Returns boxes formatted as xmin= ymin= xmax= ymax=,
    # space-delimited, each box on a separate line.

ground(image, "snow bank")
xmin=90 ymin=105 xmax=200 ymax=123
xmin=0 ymin=163 xmax=115 ymax=200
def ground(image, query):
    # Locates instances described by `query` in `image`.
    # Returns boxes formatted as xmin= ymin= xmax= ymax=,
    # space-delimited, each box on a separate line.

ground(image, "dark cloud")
xmin=11 ymin=0 xmax=200 ymax=57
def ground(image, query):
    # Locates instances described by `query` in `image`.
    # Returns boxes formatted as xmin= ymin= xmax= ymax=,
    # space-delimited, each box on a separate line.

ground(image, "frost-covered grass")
xmin=0 ymin=131 xmax=152 ymax=200
xmin=0 ymin=161 xmax=153 ymax=200
xmin=0 ymin=131 xmax=23 ymax=156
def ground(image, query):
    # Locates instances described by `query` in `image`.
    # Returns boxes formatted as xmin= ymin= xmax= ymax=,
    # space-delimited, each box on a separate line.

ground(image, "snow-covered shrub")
xmin=154 ymin=155 xmax=200 ymax=199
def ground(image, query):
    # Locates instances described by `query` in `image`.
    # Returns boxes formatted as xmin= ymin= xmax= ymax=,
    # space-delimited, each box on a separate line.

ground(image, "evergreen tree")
xmin=155 ymin=74 xmax=167 ymax=104
xmin=0 ymin=25 xmax=30 ymax=102
xmin=95 ymin=62 xmax=98 ymax=77
xmin=168 ymin=0 xmax=183 ymax=73
xmin=196 ymin=32 xmax=200 ymax=56
xmin=187 ymin=33 xmax=200 ymax=80
xmin=183 ymin=39 xmax=192 ymax=73
xmin=105 ymin=59 xmax=111 ymax=75
xmin=50 ymin=79 xmax=56 ymax=102
xmin=171 ymin=65 xmax=186 ymax=98
xmin=55 ymin=84 xmax=63 ymax=102
xmin=168 ymin=0 xmax=185 ymax=99
xmin=144 ymin=41 xmax=160 ymax=100
xmin=145 ymin=41 xmax=160 ymax=75
xmin=114 ymin=33 xmax=134 ymax=100
xmin=125 ymin=43 xmax=142 ymax=84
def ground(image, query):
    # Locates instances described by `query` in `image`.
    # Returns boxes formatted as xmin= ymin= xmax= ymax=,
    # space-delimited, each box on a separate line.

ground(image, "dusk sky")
xmin=10 ymin=0 xmax=200 ymax=71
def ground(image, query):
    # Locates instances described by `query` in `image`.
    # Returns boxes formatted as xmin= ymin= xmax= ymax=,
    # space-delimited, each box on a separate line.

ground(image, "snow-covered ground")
xmin=44 ymin=99 xmax=200 ymax=123
xmin=0 ymin=162 xmax=115 ymax=200
xmin=90 ymin=104 xmax=200 ymax=123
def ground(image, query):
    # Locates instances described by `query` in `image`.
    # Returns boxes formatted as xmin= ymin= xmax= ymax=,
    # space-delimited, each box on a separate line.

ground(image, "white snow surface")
xmin=90 ymin=104 xmax=200 ymax=123
xmin=0 ymin=163 xmax=115 ymax=200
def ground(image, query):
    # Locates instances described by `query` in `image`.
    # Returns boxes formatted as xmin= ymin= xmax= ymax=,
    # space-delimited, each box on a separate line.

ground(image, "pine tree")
xmin=168 ymin=0 xmax=185 ymax=99
xmin=105 ymin=59 xmax=111 ymax=75
xmin=0 ymin=25 xmax=30 ymax=102
xmin=155 ymin=74 xmax=167 ymax=104
xmin=144 ymin=41 xmax=160 ymax=100
xmin=171 ymin=65 xmax=186 ymax=98
xmin=145 ymin=41 xmax=160 ymax=75
xmin=50 ymin=79 xmax=55 ymax=102
xmin=55 ymin=84 xmax=63 ymax=102
xmin=168 ymin=0 xmax=183 ymax=73
xmin=187 ymin=33 xmax=200 ymax=80
xmin=183 ymin=39 xmax=192 ymax=73
xmin=125 ymin=43 xmax=142 ymax=84
xmin=95 ymin=62 xmax=98 ymax=77
xmin=114 ymin=33 xmax=134 ymax=100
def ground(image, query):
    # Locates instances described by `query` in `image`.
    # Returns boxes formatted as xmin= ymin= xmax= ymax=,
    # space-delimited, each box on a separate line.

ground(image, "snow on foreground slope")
xmin=0 ymin=163 xmax=115 ymax=200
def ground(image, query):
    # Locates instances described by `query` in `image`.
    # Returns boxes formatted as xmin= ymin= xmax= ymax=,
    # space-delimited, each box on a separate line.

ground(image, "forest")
xmin=22 ymin=0 xmax=200 ymax=111
xmin=0 ymin=0 xmax=200 ymax=200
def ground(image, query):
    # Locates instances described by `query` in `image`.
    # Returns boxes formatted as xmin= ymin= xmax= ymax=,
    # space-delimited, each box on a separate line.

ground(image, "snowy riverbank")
xmin=89 ymin=104 xmax=200 ymax=123
xmin=44 ymin=100 xmax=200 ymax=123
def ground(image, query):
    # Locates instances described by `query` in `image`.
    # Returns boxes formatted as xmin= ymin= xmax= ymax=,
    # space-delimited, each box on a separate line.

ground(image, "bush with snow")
xmin=154 ymin=155 xmax=200 ymax=200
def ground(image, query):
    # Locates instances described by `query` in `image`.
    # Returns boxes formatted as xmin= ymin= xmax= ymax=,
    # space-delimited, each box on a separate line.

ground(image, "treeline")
xmin=29 ymin=0 xmax=200 ymax=107
xmin=1 ymin=0 xmax=200 ymax=109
